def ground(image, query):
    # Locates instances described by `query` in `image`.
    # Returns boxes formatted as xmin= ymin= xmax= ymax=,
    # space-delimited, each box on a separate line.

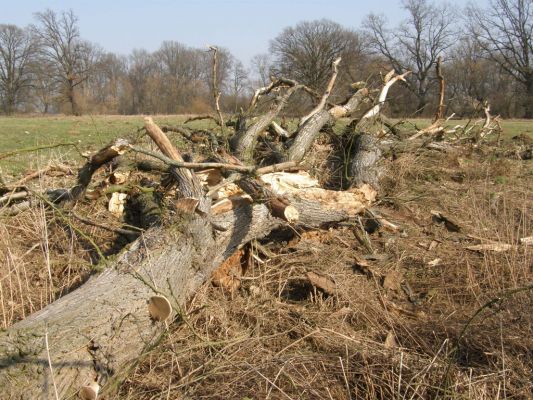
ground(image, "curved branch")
xmin=361 ymin=70 xmax=411 ymax=119
xmin=299 ymin=57 xmax=341 ymax=126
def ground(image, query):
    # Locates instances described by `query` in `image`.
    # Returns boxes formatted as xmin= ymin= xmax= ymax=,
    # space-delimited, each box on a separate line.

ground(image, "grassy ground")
xmin=0 ymin=114 xmax=531 ymax=177
xmin=0 ymin=115 xmax=219 ymax=176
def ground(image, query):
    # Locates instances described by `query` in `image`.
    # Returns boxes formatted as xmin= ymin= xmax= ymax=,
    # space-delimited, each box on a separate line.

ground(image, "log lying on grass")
xmin=0 ymin=122 xmax=376 ymax=399
xmin=0 ymin=185 xmax=374 ymax=400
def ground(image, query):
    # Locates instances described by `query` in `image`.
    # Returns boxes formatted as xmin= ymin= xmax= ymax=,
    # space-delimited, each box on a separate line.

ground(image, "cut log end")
xmin=79 ymin=382 xmax=100 ymax=400
xmin=283 ymin=205 xmax=300 ymax=223
xmin=148 ymin=295 xmax=172 ymax=322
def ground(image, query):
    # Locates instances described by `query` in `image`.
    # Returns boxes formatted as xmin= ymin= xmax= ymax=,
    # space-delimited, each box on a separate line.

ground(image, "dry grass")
xmin=114 ymin=140 xmax=531 ymax=399
xmin=0 ymin=131 xmax=531 ymax=399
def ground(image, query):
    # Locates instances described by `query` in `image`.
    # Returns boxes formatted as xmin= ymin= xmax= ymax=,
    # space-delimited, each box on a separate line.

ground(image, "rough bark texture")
xmin=0 ymin=195 xmax=361 ymax=399
xmin=287 ymin=110 xmax=333 ymax=162
xmin=350 ymin=133 xmax=383 ymax=190
xmin=230 ymin=85 xmax=300 ymax=162
xmin=287 ymin=88 xmax=368 ymax=162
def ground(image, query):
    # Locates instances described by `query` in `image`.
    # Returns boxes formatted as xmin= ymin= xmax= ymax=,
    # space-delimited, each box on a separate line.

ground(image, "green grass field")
xmin=0 ymin=115 xmax=219 ymax=177
xmin=0 ymin=115 xmax=531 ymax=177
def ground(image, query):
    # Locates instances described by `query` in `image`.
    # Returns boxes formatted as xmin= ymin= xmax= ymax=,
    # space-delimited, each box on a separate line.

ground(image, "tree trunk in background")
xmin=66 ymin=77 xmax=79 ymax=116
xmin=525 ymin=78 xmax=533 ymax=119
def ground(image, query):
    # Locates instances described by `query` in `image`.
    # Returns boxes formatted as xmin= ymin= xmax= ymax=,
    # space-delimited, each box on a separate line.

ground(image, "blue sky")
xmin=1 ymin=0 xmax=486 ymax=65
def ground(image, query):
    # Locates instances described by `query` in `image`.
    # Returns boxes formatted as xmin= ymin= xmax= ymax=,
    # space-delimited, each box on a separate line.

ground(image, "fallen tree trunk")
xmin=0 ymin=187 xmax=372 ymax=399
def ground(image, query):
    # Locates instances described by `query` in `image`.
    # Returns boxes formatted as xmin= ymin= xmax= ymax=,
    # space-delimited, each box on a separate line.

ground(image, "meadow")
xmin=1 ymin=114 xmax=531 ymax=176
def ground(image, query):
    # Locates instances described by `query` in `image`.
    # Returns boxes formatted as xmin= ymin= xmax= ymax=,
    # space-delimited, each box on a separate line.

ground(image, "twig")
xmin=130 ymin=145 xmax=298 ymax=175
xmin=70 ymin=211 xmax=142 ymax=237
xmin=44 ymin=331 xmax=60 ymax=400
xmin=0 ymin=142 xmax=83 ymax=161
xmin=184 ymin=114 xmax=221 ymax=126
xmin=32 ymin=190 xmax=106 ymax=262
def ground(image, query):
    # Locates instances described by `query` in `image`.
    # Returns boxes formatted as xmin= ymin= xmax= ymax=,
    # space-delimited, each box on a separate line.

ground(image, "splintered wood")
xmin=207 ymin=171 xmax=376 ymax=219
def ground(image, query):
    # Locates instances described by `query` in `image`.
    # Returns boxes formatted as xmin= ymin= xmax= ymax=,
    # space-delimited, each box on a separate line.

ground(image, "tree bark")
xmin=286 ymin=88 xmax=368 ymax=162
xmin=230 ymin=85 xmax=300 ymax=162
xmin=349 ymin=133 xmax=383 ymax=190
xmin=0 ymin=193 xmax=366 ymax=399
xmin=525 ymin=78 xmax=533 ymax=119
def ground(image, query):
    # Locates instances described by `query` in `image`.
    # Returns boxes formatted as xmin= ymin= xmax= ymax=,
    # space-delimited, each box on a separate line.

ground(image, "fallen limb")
xmin=299 ymin=57 xmax=341 ymax=126
xmin=286 ymin=87 xmax=369 ymax=162
xmin=0 ymin=180 xmax=374 ymax=398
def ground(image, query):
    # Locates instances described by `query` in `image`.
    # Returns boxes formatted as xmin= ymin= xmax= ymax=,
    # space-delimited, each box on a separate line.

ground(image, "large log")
xmin=0 ymin=187 xmax=373 ymax=399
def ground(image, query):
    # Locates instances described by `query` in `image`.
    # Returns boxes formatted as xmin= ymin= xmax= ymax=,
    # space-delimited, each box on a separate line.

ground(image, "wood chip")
xmin=427 ymin=258 xmax=442 ymax=266
xmin=383 ymin=270 xmax=403 ymax=291
xmin=384 ymin=331 xmax=397 ymax=349
xmin=520 ymin=236 xmax=533 ymax=246
xmin=108 ymin=192 xmax=127 ymax=216
xmin=465 ymin=243 xmax=514 ymax=252
xmin=306 ymin=271 xmax=336 ymax=295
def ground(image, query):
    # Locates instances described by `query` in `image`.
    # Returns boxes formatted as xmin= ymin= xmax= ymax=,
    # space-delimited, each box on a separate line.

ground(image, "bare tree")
xmin=364 ymin=0 xmax=455 ymax=114
xmin=32 ymin=9 xmax=97 ymax=115
xmin=250 ymin=53 xmax=272 ymax=86
xmin=0 ymin=25 xmax=36 ymax=114
xmin=467 ymin=0 xmax=533 ymax=118
xmin=270 ymin=19 xmax=363 ymax=91
xmin=229 ymin=58 xmax=249 ymax=112
xmin=155 ymin=41 xmax=205 ymax=112
xmin=126 ymin=49 xmax=156 ymax=114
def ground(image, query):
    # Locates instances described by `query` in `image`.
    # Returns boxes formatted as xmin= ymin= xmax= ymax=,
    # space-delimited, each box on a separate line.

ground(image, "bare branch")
xmin=299 ymin=57 xmax=341 ymax=126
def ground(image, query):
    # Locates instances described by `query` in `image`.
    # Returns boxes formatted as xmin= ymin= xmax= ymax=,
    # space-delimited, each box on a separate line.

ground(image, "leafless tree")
xmin=270 ymin=19 xmax=363 ymax=91
xmin=126 ymin=48 xmax=156 ymax=114
xmin=0 ymin=25 xmax=36 ymax=114
xmin=32 ymin=9 xmax=97 ymax=115
xmin=250 ymin=53 xmax=272 ymax=86
xmin=155 ymin=41 xmax=205 ymax=112
xmin=467 ymin=0 xmax=533 ymax=117
xmin=229 ymin=59 xmax=249 ymax=112
xmin=364 ymin=0 xmax=455 ymax=114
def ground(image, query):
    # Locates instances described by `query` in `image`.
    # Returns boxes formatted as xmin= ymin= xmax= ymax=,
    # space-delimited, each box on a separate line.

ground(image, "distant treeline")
xmin=1 ymin=1 xmax=532 ymax=118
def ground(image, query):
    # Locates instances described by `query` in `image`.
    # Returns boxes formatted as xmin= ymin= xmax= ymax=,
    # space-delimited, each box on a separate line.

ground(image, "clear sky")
xmin=1 ymin=0 xmax=485 ymax=65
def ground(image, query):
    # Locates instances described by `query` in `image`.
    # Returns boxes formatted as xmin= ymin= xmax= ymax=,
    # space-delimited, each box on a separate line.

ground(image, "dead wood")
xmin=349 ymin=134 xmax=383 ymax=190
xmin=209 ymin=46 xmax=225 ymax=134
xmin=0 ymin=61 xmax=396 ymax=400
xmin=0 ymin=182 xmax=373 ymax=398
xmin=231 ymin=80 xmax=302 ymax=162
xmin=69 ymin=139 xmax=130 ymax=201
xmin=144 ymin=117 xmax=209 ymax=215
xmin=286 ymin=88 xmax=369 ymax=162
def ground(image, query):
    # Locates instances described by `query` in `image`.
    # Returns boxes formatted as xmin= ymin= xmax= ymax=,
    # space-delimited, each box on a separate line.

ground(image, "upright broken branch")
xmin=209 ymin=46 xmax=225 ymax=135
xmin=434 ymin=56 xmax=445 ymax=122
xmin=299 ymin=57 xmax=341 ymax=126
xmin=286 ymin=87 xmax=369 ymax=162
xmin=231 ymin=80 xmax=302 ymax=162
xmin=361 ymin=70 xmax=411 ymax=120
